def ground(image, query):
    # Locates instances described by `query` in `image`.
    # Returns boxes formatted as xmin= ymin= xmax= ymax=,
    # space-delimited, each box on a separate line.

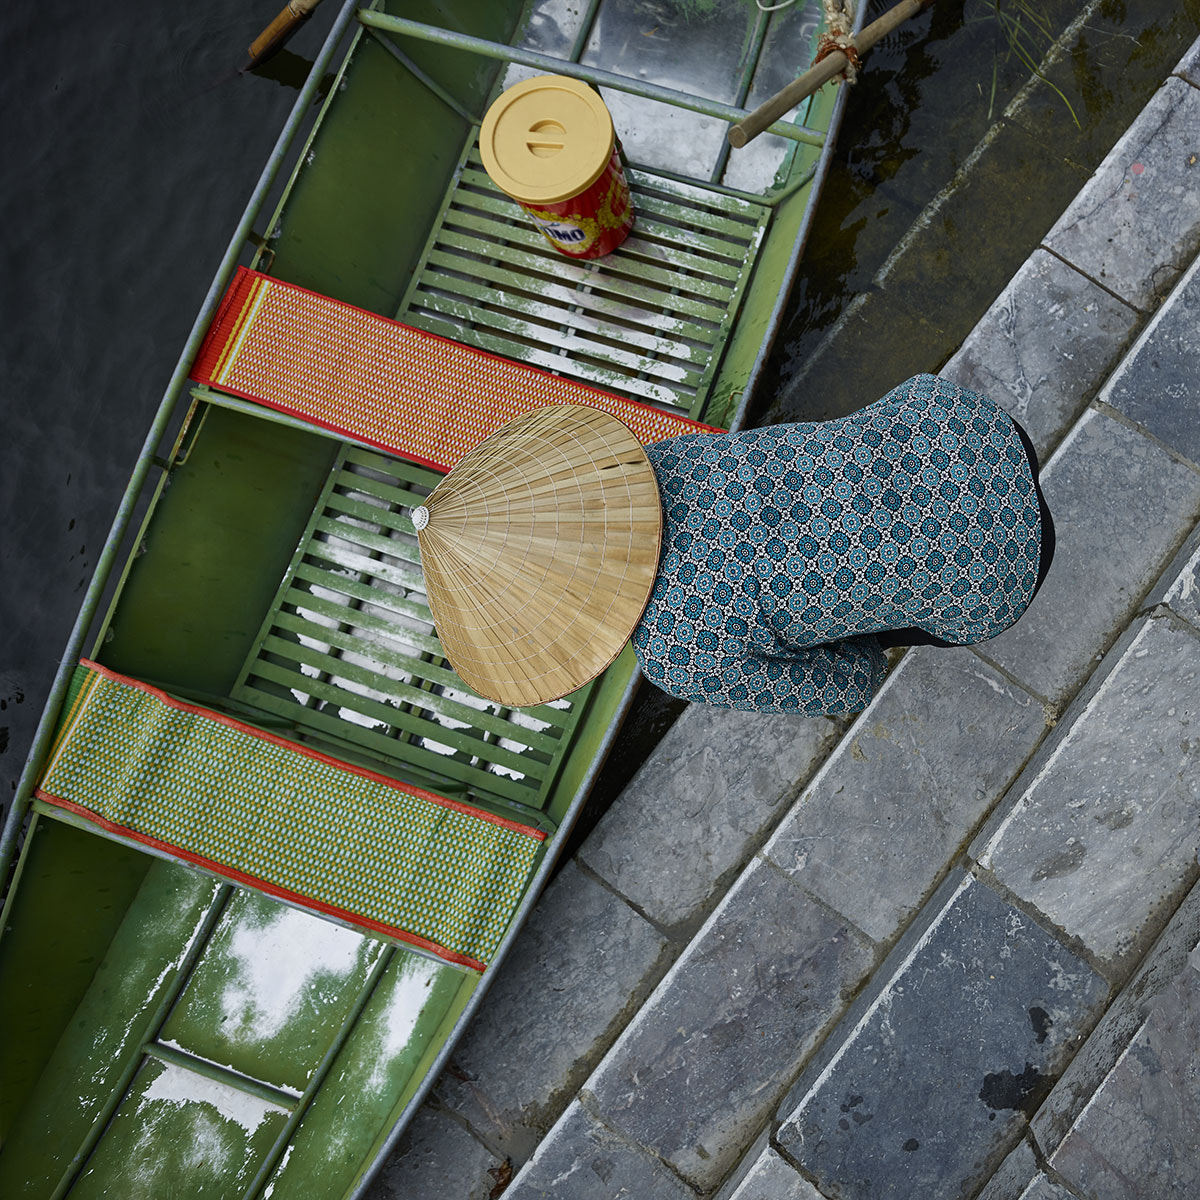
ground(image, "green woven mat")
xmin=37 ymin=662 xmax=546 ymax=968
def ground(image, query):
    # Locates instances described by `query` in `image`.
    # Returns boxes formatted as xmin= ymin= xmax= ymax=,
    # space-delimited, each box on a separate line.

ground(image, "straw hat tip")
xmin=412 ymin=506 xmax=430 ymax=532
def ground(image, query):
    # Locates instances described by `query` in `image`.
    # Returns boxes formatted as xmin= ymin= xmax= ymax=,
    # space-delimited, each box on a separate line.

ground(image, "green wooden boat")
xmin=0 ymin=1 xmax=861 ymax=1195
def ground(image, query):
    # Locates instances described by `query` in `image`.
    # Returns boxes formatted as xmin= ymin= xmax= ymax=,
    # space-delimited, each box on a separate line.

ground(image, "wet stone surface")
xmin=506 ymin=1100 xmax=695 ymax=1200
xmin=1176 ymin=32 xmax=1200 ymax=86
xmin=762 ymin=645 xmax=1047 ymax=945
xmin=1043 ymin=78 xmax=1200 ymax=311
xmin=1156 ymin=523 xmax=1200 ymax=629
xmin=941 ymin=249 xmax=1140 ymax=459
xmin=977 ymin=408 xmax=1200 ymax=707
xmin=1015 ymin=1175 xmax=1078 ymax=1200
xmin=727 ymin=1148 xmax=824 ymax=1200
xmin=975 ymin=615 xmax=1200 ymax=967
xmin=711 ymin=1125 xmax=772 ymax=1200
xmin=1029 ymin=881 xmax=1200 ymax=1157
xmin=777 ymin=875 xmax=1107 ymax=1200
xmin=585 ymin=858 xmax=874 ymax=1193
xmin=366 ymin=1104 xmax=503 ymax=1200
xmin=579 ymin=705 xmax=843 ymax=930
xmin=1049 ymin=936 xmax=1200 ymax=1199
xmin=975 ymin=1138 xmax=1039 ymax=1200
xmin=432 ymin=861 xmax=671 ymax=1164
xmin=1102 ymin=253 xmax=1200 ymax=468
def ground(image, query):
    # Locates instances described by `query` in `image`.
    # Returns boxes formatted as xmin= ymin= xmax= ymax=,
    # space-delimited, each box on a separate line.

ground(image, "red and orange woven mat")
xmin=38 ymin=660 xmax=547 ymax=969
xmin=191 ymin=268 xmax=713 ymax=471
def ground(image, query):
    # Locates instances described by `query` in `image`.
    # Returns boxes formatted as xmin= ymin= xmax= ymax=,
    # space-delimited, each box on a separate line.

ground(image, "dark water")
xmin=2 ymin=0 xmax=1198 ymax=830
xmin=0 ymin=3 xmax=336 ymax=805
xmin=761 ymin=0 xmax=1200 ymax=427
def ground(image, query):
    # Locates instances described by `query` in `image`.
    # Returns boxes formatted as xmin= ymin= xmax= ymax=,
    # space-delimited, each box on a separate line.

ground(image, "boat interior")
xmin=0 ymin=2 xmax=848 ymax=1196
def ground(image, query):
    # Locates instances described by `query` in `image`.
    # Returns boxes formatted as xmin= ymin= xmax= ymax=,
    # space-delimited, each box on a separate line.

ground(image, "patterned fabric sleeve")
xmin=635 ymin=632 xmax=887 ymax=716
xmin=631 ymin=375 xmax=1047 ymax=715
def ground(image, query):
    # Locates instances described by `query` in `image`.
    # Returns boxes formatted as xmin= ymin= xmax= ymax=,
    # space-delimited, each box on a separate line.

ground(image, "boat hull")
xmin=0 ymin=1 xmax=862 ymax=1194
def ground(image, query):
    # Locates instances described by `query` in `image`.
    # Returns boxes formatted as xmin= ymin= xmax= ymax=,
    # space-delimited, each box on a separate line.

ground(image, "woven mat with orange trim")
xmin=36 ymin=661 xmax=547 ymax=970
xmin=191 ymin=268 xmax=713 ymax=472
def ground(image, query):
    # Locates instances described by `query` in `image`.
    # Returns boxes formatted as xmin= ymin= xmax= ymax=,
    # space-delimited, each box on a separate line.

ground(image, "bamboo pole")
xmin=728 ymin=0 xmax=933 ymax=148
xmin=247 ymin=0 xmax=324 ymax=68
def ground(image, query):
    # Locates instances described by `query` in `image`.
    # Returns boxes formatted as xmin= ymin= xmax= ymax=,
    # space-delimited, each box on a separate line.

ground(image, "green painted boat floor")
xmin=229 ymin=152 xmax=771 ymax=820
xmin=226 ymin=150 xmax=774 ymax=820
xmin=0 ymin=855 xmax=475 ymax=1199
xmin=232 ymin=442 xmax=589 ymax=818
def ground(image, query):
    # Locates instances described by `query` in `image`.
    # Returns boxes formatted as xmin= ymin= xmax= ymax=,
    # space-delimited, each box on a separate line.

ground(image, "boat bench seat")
xmin=34 ymin=660 xmax=546 ymax=970
xmin=191 ymin=267 xmax=711 ymax=474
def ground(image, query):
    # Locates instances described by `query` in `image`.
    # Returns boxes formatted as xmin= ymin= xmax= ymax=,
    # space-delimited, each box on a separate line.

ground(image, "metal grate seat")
xmin=231 ymin=149 xmax=769 ymax=813
xmin=233 ymin=445 xmax=590 ymax=814
xmin=398 ymin=143 xmax=771 ymax=420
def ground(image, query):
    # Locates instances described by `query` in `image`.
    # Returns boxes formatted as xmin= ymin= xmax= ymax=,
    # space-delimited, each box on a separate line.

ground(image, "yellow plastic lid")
xmin=479 ymin=75 xmax=615 ymax=206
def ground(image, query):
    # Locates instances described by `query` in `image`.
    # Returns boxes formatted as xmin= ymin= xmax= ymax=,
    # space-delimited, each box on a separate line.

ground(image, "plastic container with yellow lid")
xmin=479 ymin=75 xmax=635 ymax=259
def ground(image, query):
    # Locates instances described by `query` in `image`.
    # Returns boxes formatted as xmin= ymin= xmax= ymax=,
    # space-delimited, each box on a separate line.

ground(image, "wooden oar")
xmin=728 ymin=0 xmax=934 ymax=148
xmin=246 ymin=0 xmax=324 ymax=69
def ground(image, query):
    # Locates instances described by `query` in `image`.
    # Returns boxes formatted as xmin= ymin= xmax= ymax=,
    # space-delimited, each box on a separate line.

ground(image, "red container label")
xmin=520 ymin=147 xmax=635 ymax=259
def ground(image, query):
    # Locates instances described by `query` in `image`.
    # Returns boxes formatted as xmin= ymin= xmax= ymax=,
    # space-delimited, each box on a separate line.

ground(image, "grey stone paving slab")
xmin=762 ymin=645 xmax=1047 ymax=945
xmin=713 ymin=1126 xmax=773 ymax=1200
xmin=940 ymin=249 xmax=1140 ymax=458
xmin=432 ymin=861 xmax=671 ymax=1163
xmin=728 ymin=1149 xmax=823 ymax=1200
xmin=584 ymin=858 xmax=874 ymax=1193
xmin=1147 ymin=519 xmax=1200 ymax=629
xmin=1029 ymin=881 xmax=1200 ymax=1154
xmin=1102 ymin=252 xmax=1200 ymax=467
xmin=580 ymin=705 xmax=843 ymax=930
xmin=975 ymin=615 xmax=1200 ymax=967
xmin=1176 ymin=33 xmax=1200 ymax=86
xmin=365 ymin=1104 xmax=505 ymax=1200
xmin=1049 ymin=947 xmax=1200 ymax=1200
xmin=1043 ymin=77 xmax=1200 ymax=311
xmin=505 ymin=1100 xmax=695 ymax=1200
xmin=975 ymin=408 xmax=1200 ymax=707
xmin=777 ymin=875 xmax=1108 ymax=1200
xmin=1015 ymin=1175 xmax=1076 ymax=1200
xmin=976 ymin=1138 xmax=1039 ymax=1200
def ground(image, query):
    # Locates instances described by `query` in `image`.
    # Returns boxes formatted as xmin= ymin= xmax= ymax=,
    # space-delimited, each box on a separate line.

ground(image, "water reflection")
xmin=246 ymin=49 xmax=338 ymax=99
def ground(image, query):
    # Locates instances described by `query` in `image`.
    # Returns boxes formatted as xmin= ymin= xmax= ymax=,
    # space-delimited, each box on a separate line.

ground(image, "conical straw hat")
xmin=413 ymin=404 xmax=663 ymax=707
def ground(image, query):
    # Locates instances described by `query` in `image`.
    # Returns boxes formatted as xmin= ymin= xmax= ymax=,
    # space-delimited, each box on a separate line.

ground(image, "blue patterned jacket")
xmin=631 ymin=375 xmax=1044 ymax=715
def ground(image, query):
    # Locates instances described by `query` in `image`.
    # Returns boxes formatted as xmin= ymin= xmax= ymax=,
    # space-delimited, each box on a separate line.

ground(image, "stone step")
xmin=771 ymin=593 xmax=1200 ymax=1198
xmin=718 ymin=180 xmax=1200 ymax=1197
xmin=776 ymin=872 xmax=1110 ymax=1199
xmin=500 ymin=551 xmax=1200 ymax=1200
xmin=1031 ymin=914 xmax=1200 ymax=1198
xmin=979 ymin=880 xmax=1200 ymax=1200
xmin=365 ymin=32 xmax=1200 ymax=1200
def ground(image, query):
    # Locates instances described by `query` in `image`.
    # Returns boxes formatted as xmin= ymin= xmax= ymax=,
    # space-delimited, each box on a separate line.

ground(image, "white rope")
xmin=756 ymin=0 xmax=799 ymax=12
xmin=817 ymin=0 xmax=859 ymax=85
xmin=821 ymin=0 xmax=855 ymax=35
